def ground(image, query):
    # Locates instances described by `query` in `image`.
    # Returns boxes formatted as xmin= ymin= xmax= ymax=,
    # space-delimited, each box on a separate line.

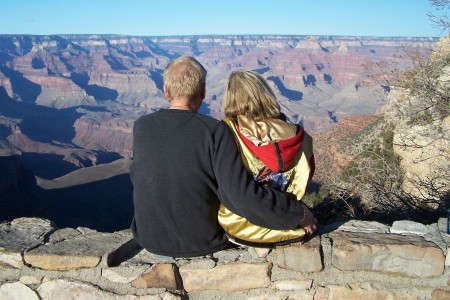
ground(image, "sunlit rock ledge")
xmin=0 ymin=217 xmax=449 ymax=299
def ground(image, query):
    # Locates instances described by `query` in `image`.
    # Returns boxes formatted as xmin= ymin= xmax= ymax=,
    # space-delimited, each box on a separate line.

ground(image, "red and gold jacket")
xmin=219 ymin=115 xmax=315 ymax=247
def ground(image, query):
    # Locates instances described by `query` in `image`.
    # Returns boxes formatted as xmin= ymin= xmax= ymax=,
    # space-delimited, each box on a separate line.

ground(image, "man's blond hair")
xmin=163 ymin=56 xmax=207 ymax=101
xmin=223 ymin=70 xmax=281 ymax=121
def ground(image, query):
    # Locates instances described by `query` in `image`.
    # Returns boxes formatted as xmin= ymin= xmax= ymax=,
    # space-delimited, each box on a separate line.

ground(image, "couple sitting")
xmin=130 ymin=56 xmax=316 ymax=257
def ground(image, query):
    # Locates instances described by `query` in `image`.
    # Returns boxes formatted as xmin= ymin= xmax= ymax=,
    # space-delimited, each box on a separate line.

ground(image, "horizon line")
xmin=0 ymin=33 xmax=442 ymax=39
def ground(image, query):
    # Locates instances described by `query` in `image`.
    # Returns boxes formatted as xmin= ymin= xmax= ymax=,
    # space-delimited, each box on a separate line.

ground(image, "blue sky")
xmin=0 ymin=0 xmax=445 ymax=37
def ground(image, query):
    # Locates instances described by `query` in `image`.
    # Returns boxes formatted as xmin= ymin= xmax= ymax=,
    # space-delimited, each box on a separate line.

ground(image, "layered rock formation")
xmin=0 ymin=34 xmax=438 ymax=178
xmin=384 ymin=35 xmax=449 ymax=201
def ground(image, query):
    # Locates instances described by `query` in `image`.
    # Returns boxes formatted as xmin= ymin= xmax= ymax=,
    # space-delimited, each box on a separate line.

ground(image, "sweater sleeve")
xmin=212 ymin=121 xmax=304 ymax=230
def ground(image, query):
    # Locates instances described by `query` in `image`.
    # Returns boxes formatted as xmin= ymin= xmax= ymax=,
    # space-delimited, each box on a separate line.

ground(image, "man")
xmin=130 ymin=56 xmax=316 ymax=257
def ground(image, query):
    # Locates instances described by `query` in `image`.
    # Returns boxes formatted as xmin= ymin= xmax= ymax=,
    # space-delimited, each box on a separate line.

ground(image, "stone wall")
xmin=1 ymin=217 xmax=449 ymax=300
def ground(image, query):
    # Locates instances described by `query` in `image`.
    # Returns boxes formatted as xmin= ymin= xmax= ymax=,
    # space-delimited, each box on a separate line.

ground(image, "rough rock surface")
xmin=330 ymin=231 xmax=444 ymax=277
xmin=385 ymin=35 xmax=450 ymax=201
xmin=0 ymin=218 xmax=55 ymax=268
xmin=23 ymin=230 xmax=134 ymax=271
xmin=0 ymin=217 xmax=448 ymax=299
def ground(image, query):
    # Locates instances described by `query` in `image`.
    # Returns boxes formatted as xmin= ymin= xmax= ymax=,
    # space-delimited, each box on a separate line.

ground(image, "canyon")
xmin=0 ymin=34 xmax=439 ymax=230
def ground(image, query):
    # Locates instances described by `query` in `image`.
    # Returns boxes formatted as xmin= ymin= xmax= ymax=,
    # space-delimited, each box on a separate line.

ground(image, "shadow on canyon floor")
xmin=20 ymin=152 xmax=123 ymax=180
xmin=20 ymin=153 xmax=80 ymax=180
xmin=0 ymin=95 xmax=83 ymax=145
xmin=0 ymin=67 xmax=42 ymax=103
xmin=267 ymin=76 xmax=303 ymax=101
xmin=2 ymin=173 xmax=134 ymax=232
xmin=70 ymin=72 xmax=119 ymax=101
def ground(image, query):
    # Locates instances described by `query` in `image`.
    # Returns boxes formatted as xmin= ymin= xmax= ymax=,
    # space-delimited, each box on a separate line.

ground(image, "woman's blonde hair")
xmin=223 ymin=70 xmax=280 ymax=120
xmin=163 ymin=56 xmax=207 ymax=101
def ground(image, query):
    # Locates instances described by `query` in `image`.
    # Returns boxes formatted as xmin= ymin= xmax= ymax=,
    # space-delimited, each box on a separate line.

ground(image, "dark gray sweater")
xmin=130 ymin=109 xmax=303 ymax=257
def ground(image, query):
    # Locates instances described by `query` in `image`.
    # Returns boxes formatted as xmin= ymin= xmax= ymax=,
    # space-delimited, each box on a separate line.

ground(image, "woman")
xmin=219 ymin=70 xmax=316 ymax=247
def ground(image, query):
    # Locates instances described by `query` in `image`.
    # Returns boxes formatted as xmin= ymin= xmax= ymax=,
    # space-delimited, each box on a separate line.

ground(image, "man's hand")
xmin=299 ymin=202 xmax=317 ymax=235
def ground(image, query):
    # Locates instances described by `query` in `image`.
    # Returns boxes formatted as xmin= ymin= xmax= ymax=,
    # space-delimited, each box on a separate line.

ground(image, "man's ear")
xmin=164 ymin=86 xmax=171 ymax=101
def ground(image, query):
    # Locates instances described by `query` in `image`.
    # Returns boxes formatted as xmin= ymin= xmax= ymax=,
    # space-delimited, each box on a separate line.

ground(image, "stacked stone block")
xmin=1 ymin=217 xmax=449 ymax=299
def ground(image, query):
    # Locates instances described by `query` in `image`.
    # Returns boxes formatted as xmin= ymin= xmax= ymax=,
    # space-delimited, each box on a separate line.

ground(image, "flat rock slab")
xmin=275 ymin=236 xmax=323 ymax=272
xmin=324 ymin=220 xmax=390 ymax=234
xmin=248 ymin=291 xmax=313 ymax=300
xmin=273 ymin=279 xmax=313 ymax=291
xmin=0 ymin=218 xmax=55 ymax=268
xmin=330 ymin=231 xmax=445 ymax=277
xmin=132 ymin=263 xmax=182 ymax=290
xmin=48 ymin=228 xmax=81 ymax=243
xmin=37 ymin=279 xmax=180 ymax=300
xmin=24 ymin=231 xmax=134 ymax=271
xmin=180 ymin=263 xmax=271 ymax=292
xmin=0 ymin=281 xmax=40 ymax=300
xmin=432 ymin=289 xmax=450 ymax=300
xmin=390 ymin=220 xmax=429 ymax=235
xmin=323 ymin=283 xmax=418 ymax=300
